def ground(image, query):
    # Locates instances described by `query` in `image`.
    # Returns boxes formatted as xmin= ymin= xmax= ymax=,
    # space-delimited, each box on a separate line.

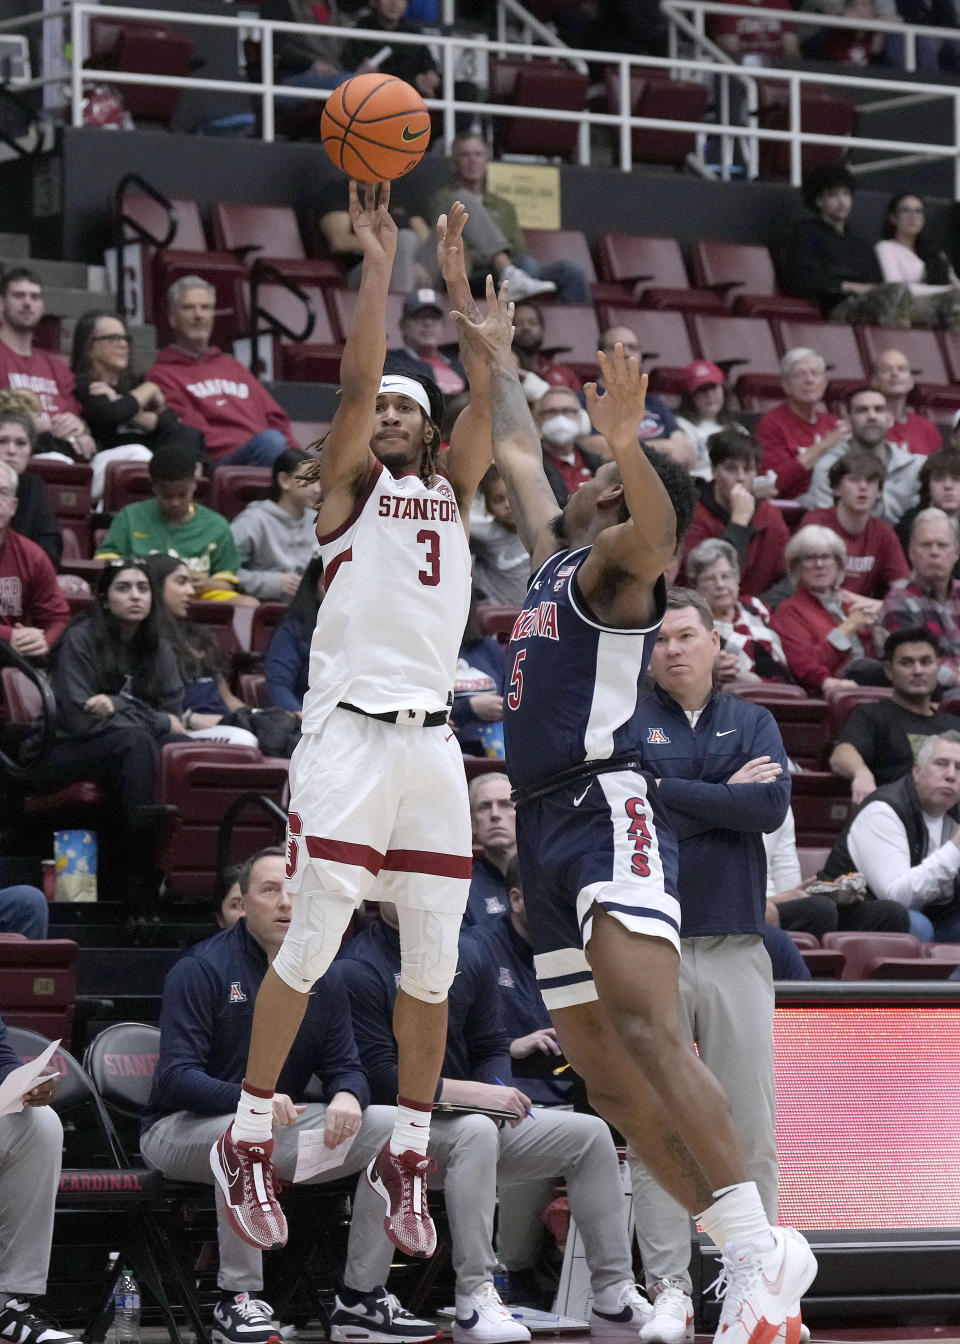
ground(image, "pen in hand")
xmin=494 ymin=1076 xmax=535 ymax=1119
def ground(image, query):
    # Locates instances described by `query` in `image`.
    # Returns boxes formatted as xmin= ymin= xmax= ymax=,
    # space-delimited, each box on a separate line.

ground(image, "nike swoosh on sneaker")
xmin=591 ymin=1306 xmax=634 ymax=1324
xmin=401 ymin=125 xmax=428 ymax=141
xmin=453 ymin=1313 xmax=479 ymax=1329
xmin=762 ymin=1253 xmax=788 ymax=1297
xmin=220 ymin=1146 xmax=241 ymax=1185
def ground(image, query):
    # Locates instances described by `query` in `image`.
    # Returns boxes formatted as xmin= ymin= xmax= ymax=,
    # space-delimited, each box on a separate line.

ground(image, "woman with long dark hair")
xmin=875 ymin=193 xmax=960 ymax=328
xmin=264 ymin=557 xmax=324 ymax=712
xmin=26 ymin=561 xmax=188 ymax=904
xmin=71 ymin=308 xmax=205 ymax=500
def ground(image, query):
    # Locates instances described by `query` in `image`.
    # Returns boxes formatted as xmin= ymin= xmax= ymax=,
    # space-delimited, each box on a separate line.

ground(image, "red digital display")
xmin=773 ymin=1004 xmax=960 ymax=1229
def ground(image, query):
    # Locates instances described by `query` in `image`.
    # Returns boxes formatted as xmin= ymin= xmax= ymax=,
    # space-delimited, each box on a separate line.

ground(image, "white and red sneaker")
xmin=712 ymin=1227 xmax=817 ymax=1344
xmin=366 ymin=1143 xmax=437 ymax=1258
xmin=209 ymin=1127 xmax=287 ymax=1250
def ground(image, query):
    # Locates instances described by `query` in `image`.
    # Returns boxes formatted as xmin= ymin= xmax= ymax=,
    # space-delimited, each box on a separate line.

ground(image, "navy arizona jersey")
xmin=503 ymin=547 xmax=667 ymax=793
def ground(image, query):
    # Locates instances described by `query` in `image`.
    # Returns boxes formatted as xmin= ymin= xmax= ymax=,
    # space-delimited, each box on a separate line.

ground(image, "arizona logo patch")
xmin=228 ymin=981 xmax=247 ymax=1003
xmin=647 ymin=727 xmax=670 ymax=744
xmin=498 ymin=967 xmax=515 ymax=988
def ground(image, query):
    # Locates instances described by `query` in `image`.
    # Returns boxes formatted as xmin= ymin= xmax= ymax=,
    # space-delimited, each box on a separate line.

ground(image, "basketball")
xmin=321 ymin=74 xmax=431 ymax=183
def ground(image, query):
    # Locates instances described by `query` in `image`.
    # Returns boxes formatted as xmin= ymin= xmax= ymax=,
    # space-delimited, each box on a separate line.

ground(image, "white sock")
xmin=389 ymin=1096 xmax=432 ymax=1156
xmin=230 ymin=1083 xmax=275 ymax=1144
xmin=697 ymin=1182 xmax=775 ymax=1252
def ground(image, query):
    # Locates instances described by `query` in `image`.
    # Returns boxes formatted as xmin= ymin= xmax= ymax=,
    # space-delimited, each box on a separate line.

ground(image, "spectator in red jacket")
xmin=147 ymin=277 xmax=298 ymax=468
xmin=801 ymin=450 xmax=910 ymax=598
xmin=0 ymin=268 xmax=96 ymax=463
xmin=771 ymin=523 xmax=885 ymax=694
xmin=872 ymin=348 xmax=943 ymax=457
xmin=511 ymin=301 xmax=582 ymax=396
xmin=0 ymin=461 xmax=69 ymax=659
xmin=756 ymin=348 xmax=849 ymax=499
xmin=681 ymin=428 xmax=790 ymax=598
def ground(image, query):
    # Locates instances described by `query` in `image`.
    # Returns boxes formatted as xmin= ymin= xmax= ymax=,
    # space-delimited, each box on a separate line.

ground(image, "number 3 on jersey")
xmin=417 ymin=529 xmax=440 ymax=586
xmin=508 ymin=649 xmax=526 ymax=710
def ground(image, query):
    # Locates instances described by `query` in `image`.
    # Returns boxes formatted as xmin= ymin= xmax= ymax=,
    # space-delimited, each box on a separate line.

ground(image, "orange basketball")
xmin=321 ymin=74 xmax=431 ymax=183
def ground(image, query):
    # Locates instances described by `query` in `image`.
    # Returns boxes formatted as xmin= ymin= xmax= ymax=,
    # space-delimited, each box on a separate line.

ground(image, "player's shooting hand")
xmin=323 ymin=1091 xmax=362 ymax=1148
xmin=584 ymin=344 xmax=648 ymax=451
xmin=451 ymin=274 xmax=515 ymax=365
xmin=349 ymin=179 xmax=398 ymax=264
xmin=510 ymin=1028 xmax=562 ymax=1060
xmin=727 ymin=755 xmax=783 ymax=785
xmin=437 ymin=201 xmax=470 ymax=286
xmin=272 ymin=1093 xmax=307 ymax=1128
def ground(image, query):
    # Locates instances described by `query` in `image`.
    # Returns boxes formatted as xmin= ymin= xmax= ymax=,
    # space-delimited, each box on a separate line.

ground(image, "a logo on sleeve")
xmin=228 ymin=982 xmax=248 ymax=1003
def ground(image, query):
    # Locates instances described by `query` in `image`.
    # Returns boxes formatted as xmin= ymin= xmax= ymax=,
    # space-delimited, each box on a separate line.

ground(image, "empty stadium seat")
xmin=756 ymin=89 xmax=856 ymax=179
xmin=238 ymin=671 xmax=268 ymax=707
xmin=922 ymin=943 xmax=960 ymax=965
xmin=89 ymin=18 xmax=193 ymax=127
xmin=0 ymin=939 xmax=78 ymax=1045
xmin=786 ymin=930 xmax=820 ymax=950
xmin=494 ymin=64 xmax=589 ymax=160
xmin=186 ymin=600 xmax=241 ymax=661
xmin=689 ymin=314 xmax=782 ymax=402
xmin=689 ymin=241 xmax=819 ymax=319
xmin=239 ymin=282 xmax=342 ymax=383
xmin=595 ymin=234 xmax=724 ymax=312
xmin=522 ymin=228 xmax=615 ymax=299
xmin=791 ymin=770 xmax=853 ymax=846
xmin=26 ymin=460 xmax=92 ymax=557
xmin=210 ymin=201 xmax=344 ymax=291
xmin=800 ymin=949 xmax=846 ymax=978
xmin=208 ymin=466 xmax=272 ymax=522
xmin=821 ymin=930 xmax=920 ymax=980
xmin=538 ymin=304 xmax=602 ymax=380
xmin=774 ymin=318 xmax=868 ymax=403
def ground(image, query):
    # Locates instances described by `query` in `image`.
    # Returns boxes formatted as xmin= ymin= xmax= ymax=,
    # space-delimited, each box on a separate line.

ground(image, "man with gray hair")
xmin=883 ymin=507 xmax=960 ymax=688
xmin=147 ymin=276 xmax=297 ymax=467
xmin=755 ymin=347 xmax=850 ymax=500
xmin=0 ymin=460 xmax=69 ymax=659
xmin=821 ymin=730 xmax=960 ymax=941
xmin=465 ymin=772 xmax=516 ymax=928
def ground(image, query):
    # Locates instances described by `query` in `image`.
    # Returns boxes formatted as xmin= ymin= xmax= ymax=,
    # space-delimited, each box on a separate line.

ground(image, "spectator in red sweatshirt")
xmin=0 ymin=268 xmax=96 ymax=463
xmin=147 ymin=277 xmax=298 ymax=468
xmin=681 ymin=428 xmax=790 ymax=598
xmin=0 ymin=461 xmax=69 ymax=659
xmin=755 ymin=348 xmax=849 ymax=499
xmin=801 ymin=450 xmax=909 ymax=598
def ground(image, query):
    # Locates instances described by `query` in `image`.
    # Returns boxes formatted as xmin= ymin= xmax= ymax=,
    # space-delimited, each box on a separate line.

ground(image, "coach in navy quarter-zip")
xmin=626 ymin=587 xmax=791 ymax=1320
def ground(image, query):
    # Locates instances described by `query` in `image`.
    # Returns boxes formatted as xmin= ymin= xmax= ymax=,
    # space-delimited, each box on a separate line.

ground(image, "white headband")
xmin=378 ymin=374 xmax=432 ymax=419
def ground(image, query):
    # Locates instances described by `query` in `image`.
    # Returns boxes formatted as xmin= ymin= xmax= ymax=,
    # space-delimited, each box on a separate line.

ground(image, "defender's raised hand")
xmin=437 ymin=200 xmax=470 ymax=287
xmin=451 ymin=273 xmax=515 ymax=366
xmin=585 ymin=343 xmax=649 ymax=450
xmin=349 ymin=179 xmax=397 ymax=263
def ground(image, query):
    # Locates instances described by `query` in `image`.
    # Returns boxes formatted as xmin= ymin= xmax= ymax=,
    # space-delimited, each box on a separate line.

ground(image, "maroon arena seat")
xmin=774 ymin=318 xmax=868 ymax=404
xmin=89 ymin=18 xmax=193 ymax=127
xmin=328 ymin=290 xmax=404 ymax=348
xmin=689 ymin=241 xmax=819 ymax=319
xmin=790 ymin=770 xmax=853 ymax=846
xmin=210 ymin=201 xmax=344 ymax=291
xmin=858 ymin=327 xmax=960 ymax=412
xmin=101 ymin=462 xmax=210 ymax=515
xmin=0 ymin=940 xmax=78 ymax=1045
xmin=595 ymin=233 xmax=724 ymax=312
xmin=463 ymin=758 xmax=508 ymax=783
xmin=239 ymin=282 xmax=343 ymax=383
xmin=800 ymin=949 xmax=846 ymax=978
xmin=238 ymin=672 xmax=268 ymax=707
xmin=595 ymin=307 xmax=697 ymax=399
xmin=786 ymin=930 xmax=820 ymax=950
xmin=208 ymin=466 xmax=272 ymax=523
xmin=186 ymin=601 xmax=241 ymax=661
xmin=797 ymin=846 xmax=831 ymax=880
xmin=495 ymin=65 xmax=589 ymax=161
xmin=689 ymin=314 xmax=782 ymax=403
xmin=827 ymin=686 xmax=893 ymax=739
xmin=821 ymin=931 xmax=921 ymax=980
xmin=607 ymin=71 xmax=708 ymax=168
xmin=25 ymin=460 xmax=92 ymax=556
xmin=249 ymin=602 xmax=290 ymax=656
xmin=757 ymin=90 xmax=855 ymax=179
xmin=538 ymin=304 xmax=601 ymax=381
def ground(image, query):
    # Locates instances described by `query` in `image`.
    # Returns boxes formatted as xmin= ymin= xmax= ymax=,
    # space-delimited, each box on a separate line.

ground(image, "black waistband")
xmin=338 ymin=701 xmax=449 ymax=728
xmin=512 ymin=754 xmax=646 ymax=807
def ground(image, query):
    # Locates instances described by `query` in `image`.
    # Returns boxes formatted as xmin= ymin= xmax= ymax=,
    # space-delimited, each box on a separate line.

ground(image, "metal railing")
xmin=3 ymin=1 xmax=960 ymax=189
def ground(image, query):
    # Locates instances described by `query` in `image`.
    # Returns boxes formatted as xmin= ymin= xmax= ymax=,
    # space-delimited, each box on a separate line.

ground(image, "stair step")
xmin=0 ymin=257 xmax=99 ymax=290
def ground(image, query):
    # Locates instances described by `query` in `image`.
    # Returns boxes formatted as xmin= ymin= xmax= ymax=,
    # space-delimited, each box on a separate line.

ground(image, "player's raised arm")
xmin=436 ymin=203 xmax=492 ymax=526
xmin=452 ymin=276 xmax=560 ymax=557
xmin=316 ymin=181 xmax=397 ymax=510
xmin=577 ymin=344 xmax=679 ymax=594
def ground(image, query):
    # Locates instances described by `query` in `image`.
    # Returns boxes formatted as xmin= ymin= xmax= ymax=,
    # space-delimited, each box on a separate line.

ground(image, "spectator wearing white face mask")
xmin=531 ymin=386 xmax=603 ymax=506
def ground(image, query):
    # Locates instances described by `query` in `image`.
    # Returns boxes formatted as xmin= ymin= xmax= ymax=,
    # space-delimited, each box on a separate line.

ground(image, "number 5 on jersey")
xmin=508 ymin=650 xmax=525 ymax=710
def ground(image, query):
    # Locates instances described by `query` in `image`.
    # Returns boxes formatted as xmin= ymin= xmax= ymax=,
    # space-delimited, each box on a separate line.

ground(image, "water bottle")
xmin=493 ymin=1259 xmax=509 ymax=1304
xmin=112 ymin=1265 xmax=141 ymax=1344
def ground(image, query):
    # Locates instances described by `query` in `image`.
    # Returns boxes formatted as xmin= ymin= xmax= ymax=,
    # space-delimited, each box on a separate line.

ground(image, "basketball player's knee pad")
xmin=396 ymin=906 xmax=462 ymax=1003
xmin=272 ymin=891 xmax=355 ymax=992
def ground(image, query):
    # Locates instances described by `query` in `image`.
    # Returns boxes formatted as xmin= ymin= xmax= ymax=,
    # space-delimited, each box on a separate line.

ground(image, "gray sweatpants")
xmin=141 ymin=1105 xmax=396 ymax=1293
xmin=629 ymin=936 xmax=778 ymax=1295
xmin=348 ymin=1109 xmax=634 ymax=1299
xmin=0 ymin=1106 xmax=63 ymax=1301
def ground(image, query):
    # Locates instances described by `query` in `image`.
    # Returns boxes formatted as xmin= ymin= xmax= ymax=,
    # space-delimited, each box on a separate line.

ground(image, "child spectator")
xmin=230 ymin=448 xmax=321 ymax=602
xmin=470 ymin=465 xmax=530 ymax=607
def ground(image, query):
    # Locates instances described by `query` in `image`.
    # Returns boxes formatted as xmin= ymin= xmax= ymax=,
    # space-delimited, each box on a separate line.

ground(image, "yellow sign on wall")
xmin=487 ymin=162 xmax=562 ymax=230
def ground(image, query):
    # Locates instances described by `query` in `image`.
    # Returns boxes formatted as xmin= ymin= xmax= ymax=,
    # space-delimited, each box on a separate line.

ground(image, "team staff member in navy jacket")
xmin=141 ymin=848 xmax=438 ymax=1344
xmin=627 ymin=588 xmax=790 ymax=1344
xmin=329 ymin=905 xmax=653 ymax=1344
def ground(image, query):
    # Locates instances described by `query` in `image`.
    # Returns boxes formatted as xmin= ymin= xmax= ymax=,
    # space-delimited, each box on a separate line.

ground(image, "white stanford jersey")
xmin=301 ymin=460 xmax=471 ymax=732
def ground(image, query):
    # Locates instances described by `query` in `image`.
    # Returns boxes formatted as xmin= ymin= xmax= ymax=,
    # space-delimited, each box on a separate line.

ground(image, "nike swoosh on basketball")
xmin=716 ymin=729 xmax=737 ymax=737
xmin=573 ymin=782 xmax=593 ymax=806
xmin=402 ymin=125 xmax=428 ymax=142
